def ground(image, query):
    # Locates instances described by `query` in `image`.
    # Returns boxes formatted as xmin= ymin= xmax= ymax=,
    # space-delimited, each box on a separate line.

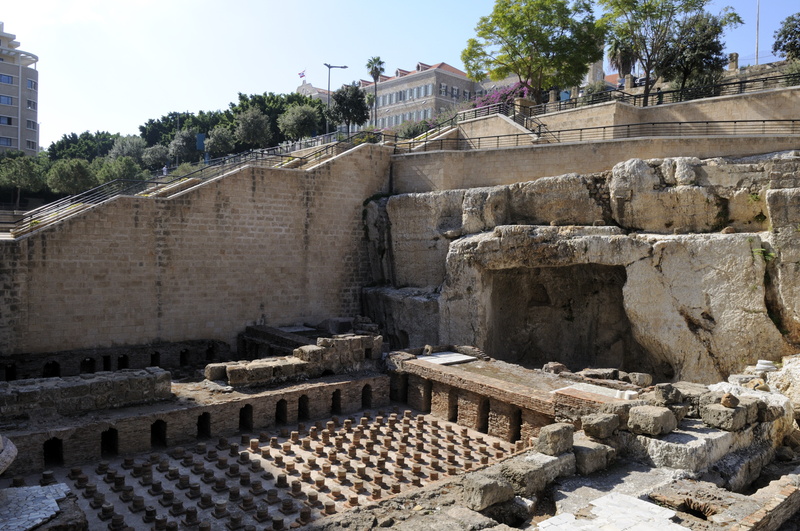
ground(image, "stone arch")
xmin=101 ymin=427 xmax=119 ymax=457
xmin=80 ymin=357 xmax=96 ymax=374
xmin=43 ymin=437 xmax=63 ymax=467
xmin=298 ymin=395 xmax=310 ymax=422
xmin=239 ymin=404 xmax=253 ymax=432
xmin=197 ymin=412 xmax=211 ymax=439
xmin=331 ymin=390 xmax=342 ymax=416
xmin=361 ymin=384 xmax=373 ymax=410
xmin=275 ymin=400 xmax=288 ymax=425
xmin=151 ymin=420 xmax=167 ymax=449
xmin=42 ymin=361 xmax=61 ymax=378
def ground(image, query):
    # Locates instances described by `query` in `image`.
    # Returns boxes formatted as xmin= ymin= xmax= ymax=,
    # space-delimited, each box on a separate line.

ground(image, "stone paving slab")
xmin=536 ymin=492 xmax=690 ymax=530
xmin=0 ymin=483 xmax=70 ymax=531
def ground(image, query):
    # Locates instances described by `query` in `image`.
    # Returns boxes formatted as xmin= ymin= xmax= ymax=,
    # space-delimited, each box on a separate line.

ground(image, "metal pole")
xmin=755 ymin=0 xmax=760 ymax=65
xmin=323 ymin=63 xmax=348 ymax=135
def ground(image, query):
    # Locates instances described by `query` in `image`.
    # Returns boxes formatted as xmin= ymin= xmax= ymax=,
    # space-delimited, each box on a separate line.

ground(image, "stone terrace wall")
xmin=0 ymin=368 xmax=171 ymax=416
xmin=536 ymin=86 xmax=800 ymax=133
xmin=393 ymin=136 xmax=800 ymax=193
xmin=0 ymin=144 xmax=391 ymax=356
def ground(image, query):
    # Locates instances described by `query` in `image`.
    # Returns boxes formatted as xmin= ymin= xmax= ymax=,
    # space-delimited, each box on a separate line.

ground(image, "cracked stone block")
xmin=534 ymin=423 xmax=574 ymax=456
xmin=628 ymin=406 xmax=677 ymax=436
xmin=701 ymin=404 xmax=747 ymax=432
xmin=581 ymin=414 xmax=619 ymax=440
xmin=574 ymin=439 xmax=615 ymax=475
xmin=461 ymin=472 xmax=515 ymax=511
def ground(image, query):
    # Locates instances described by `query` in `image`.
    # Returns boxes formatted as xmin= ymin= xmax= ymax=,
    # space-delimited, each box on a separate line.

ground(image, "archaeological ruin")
xmin=1 ymin=77 xmax=800 ymax=529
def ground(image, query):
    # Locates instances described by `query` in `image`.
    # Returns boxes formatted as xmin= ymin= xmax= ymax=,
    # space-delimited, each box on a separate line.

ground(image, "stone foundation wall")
xmin=0 ymin=368 xmax=171 ymax=417
xmin=5 ymin=374 xmax=389 ymax=475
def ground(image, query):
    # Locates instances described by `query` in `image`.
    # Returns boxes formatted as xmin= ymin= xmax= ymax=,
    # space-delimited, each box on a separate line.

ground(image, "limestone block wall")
xmin=206 ymin=334 xmax=384 ymax=387
xmin=0 ymin=368 xmax=171 ymax=416
xmin=0 ymin=144 xmax=391 ymax=357
xmin=531 ymin=86 xmax=800 ymax=135
xmin=392 ymin=136 xmax=800 ymax=193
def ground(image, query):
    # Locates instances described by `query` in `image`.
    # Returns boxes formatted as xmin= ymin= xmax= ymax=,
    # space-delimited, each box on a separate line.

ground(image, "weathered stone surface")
xmin=766 ymin=355 xmax=800 ymax=419
xmin=624 ymin=234 xmax=790 ymax=383
xmin=720 ymin=393 xmax=740 ymax=408
xmin=626 ymin=372 xmax=653 ymax=387
xmin=652 ymin=384 xmax=684 ymax=406
xmin=701 ymin=404 xmax=747 ymax=432
xmin=508 ymin=174 xmax=603 ymax=226
xmin=581 ymin=414 xmax=619 ymax=440
xmin=499 ymin=452 xmax=576 ymax=497
xmin=362 ymin=286 xmax=439 ymax=349
xmin=542 ymin=362 xmax=570 ymax=374
xmin=627 ymin=406 xmax=677 ymax=436
xmin=573 ymin=437 xmax=616 ymax=475
xmin=461 ymin=472 xmax=515 ymax=511
xmin=534 ymin=423 xmax=574 ymax=456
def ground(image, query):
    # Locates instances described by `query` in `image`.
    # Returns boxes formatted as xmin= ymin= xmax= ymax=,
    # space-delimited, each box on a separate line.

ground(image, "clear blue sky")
xmin=2 ymin=0 xmax=795 ymax=148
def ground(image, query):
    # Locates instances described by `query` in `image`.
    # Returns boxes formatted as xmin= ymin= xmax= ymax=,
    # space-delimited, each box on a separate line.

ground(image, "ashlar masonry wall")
xmin=0 ymin=144 xmax=391 ymax=356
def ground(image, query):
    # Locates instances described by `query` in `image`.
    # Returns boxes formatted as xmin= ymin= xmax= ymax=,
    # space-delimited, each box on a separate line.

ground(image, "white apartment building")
xmin=0 ymin=22 xmax=39 ymax=155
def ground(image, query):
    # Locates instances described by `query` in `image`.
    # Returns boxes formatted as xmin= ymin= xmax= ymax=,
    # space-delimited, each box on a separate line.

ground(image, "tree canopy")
xmin=599 ymin=0 xmax=714 ymax=104
xmin=660 ymin=9 xmax=741 ymax=90
xmin=277 ymin=104 xmax=322 ymax=141
xmin=234 ymin=107 xmax=273 ymax=149
xmin=0 ymin=155 xmax=46 ymax=208
xmin=47 ymin=131 xmax=117 ymax=162
xmin=46 ymin=159 xmax=97 ymax=194
xmin=461 ymin=0 xmax=606 ymax=104
xmin=773 ymin=13 xmax=800 ymax=61
xmin=327 ymin=85 xmax=370 ymax=134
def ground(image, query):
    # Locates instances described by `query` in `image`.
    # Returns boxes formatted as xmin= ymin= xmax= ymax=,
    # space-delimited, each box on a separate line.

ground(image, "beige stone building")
xmin=298 ymin=62 xmax=516 ymax=130
xmin=0 ymin=22 xmax=39 ymax=155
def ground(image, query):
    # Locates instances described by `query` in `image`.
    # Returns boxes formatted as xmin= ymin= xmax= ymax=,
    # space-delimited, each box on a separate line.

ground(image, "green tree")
xmin=773 ymin=13 xmax=800 ymax=61
xmin=235 ymin=107 xmax=272 ymax=149
xmin=600 ymin=0 xmax=710 ymax=105
xmin=608 ymin=35 xmax=638 ymax=79
xmin=142 ymin=145 xmax=170 ymax=170
xmin=204 ymin=125 xmax=236 ymax=157
xmin=366 ymin=56 xmax=385 ymax=125
xmin=327 ymin=84 xmax=370 ymax=135
xmin=0 ymin=154 xmax=46 ymax=208
xmin=461 ymin=0 xmax=606 ymax=104
xmin=169 ymin=129 xmax=200 ymax=164
xmin=277 ymin=104 xmax=321 ymax=141
xmin=46 ymin=159 xmax=97 ymax=194
xmin=108 ymin=135 xmax=147 ymax=165
xmin=660 ymin=9 xmax=741 ymax=90
xmin=47 ymin=131 xmax=118 ymax=162
xmin=96 ymin=156 xmax=146 ymax=184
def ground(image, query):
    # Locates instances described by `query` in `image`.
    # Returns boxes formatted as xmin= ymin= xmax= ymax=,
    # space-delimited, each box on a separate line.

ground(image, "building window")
xmin=26 ymin=140 xmax=36 ymax=150
xmin=439 ymin=83 xmax=447 ymax=96
xmin=0 ymin=137 xmax=12 ymax=147
xmin=27 ymin=79 xmax=37 ymax=90
xmin=0 ymin=75 xmax=12 ymax=84
xmin=0 ymin=96 xmax=11 ymax=105
xmin=452 ymin=87 xmax=459 ymax=98
xmin=414 ymin=87 xmax=420 ymax=99
xmin=26 ymin=120 xmax=36 ymax=130
xmin=0 ymin=116 xmax=11 ymax=126
xmin=464 ymin=90 xmax=471 ymax=100
xmin=27 ymin=100 xmax=36 ymax=110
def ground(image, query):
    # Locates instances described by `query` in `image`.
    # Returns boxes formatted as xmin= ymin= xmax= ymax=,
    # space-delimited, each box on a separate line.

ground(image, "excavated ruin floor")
xmin=0 ymin=407 xmax=516 ymax=530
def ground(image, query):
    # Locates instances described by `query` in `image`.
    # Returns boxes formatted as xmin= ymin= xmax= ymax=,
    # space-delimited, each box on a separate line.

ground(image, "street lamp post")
xmin=324 ymin=63 xmax=348 ymax=135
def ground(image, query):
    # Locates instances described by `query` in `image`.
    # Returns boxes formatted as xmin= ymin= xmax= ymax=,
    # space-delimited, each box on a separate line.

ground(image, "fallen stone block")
xmin=461 ymin=472 xmax=515 ymax=511
xmin=627 ymin=372 xmax=653 ymax=387
xmin=701 ymin=404 xmax=747 ymax=432
xmin=628 ymin=406 xmax=677 ymax=436
xmin=581 ymin=413 xmax=619 ymax=439
xmin=499 ymin=452 xmax=576 ymax=498
xmin=574 ymin=439 xmax=615 ymax=475
xmin=204 ymin=363 xmax=229 ymax=381
xmin=534 ymin=423 xmax=574 ymax=456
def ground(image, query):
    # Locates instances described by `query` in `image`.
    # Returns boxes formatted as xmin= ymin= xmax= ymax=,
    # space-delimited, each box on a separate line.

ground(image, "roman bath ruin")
xmin=1 ymin=78 xmax=800 ymax=529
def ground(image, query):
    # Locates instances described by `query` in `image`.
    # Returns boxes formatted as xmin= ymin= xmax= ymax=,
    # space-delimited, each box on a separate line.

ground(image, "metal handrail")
xmin=524 ymin=72 xmax=800 ymax=115
xmin=394 ymin=119 xmax=800 ymax=152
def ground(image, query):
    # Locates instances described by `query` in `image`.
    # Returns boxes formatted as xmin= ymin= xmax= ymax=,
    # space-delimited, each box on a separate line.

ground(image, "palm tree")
xmin=608 ymin=36 xmax=638 ymax=82
xmin=366 ymin=56 xmax=385 ymax=126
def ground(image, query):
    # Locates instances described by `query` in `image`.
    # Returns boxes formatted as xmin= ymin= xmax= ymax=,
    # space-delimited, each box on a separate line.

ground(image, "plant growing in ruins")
xmin=461 ymin=0 xmax=606 ymax=104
